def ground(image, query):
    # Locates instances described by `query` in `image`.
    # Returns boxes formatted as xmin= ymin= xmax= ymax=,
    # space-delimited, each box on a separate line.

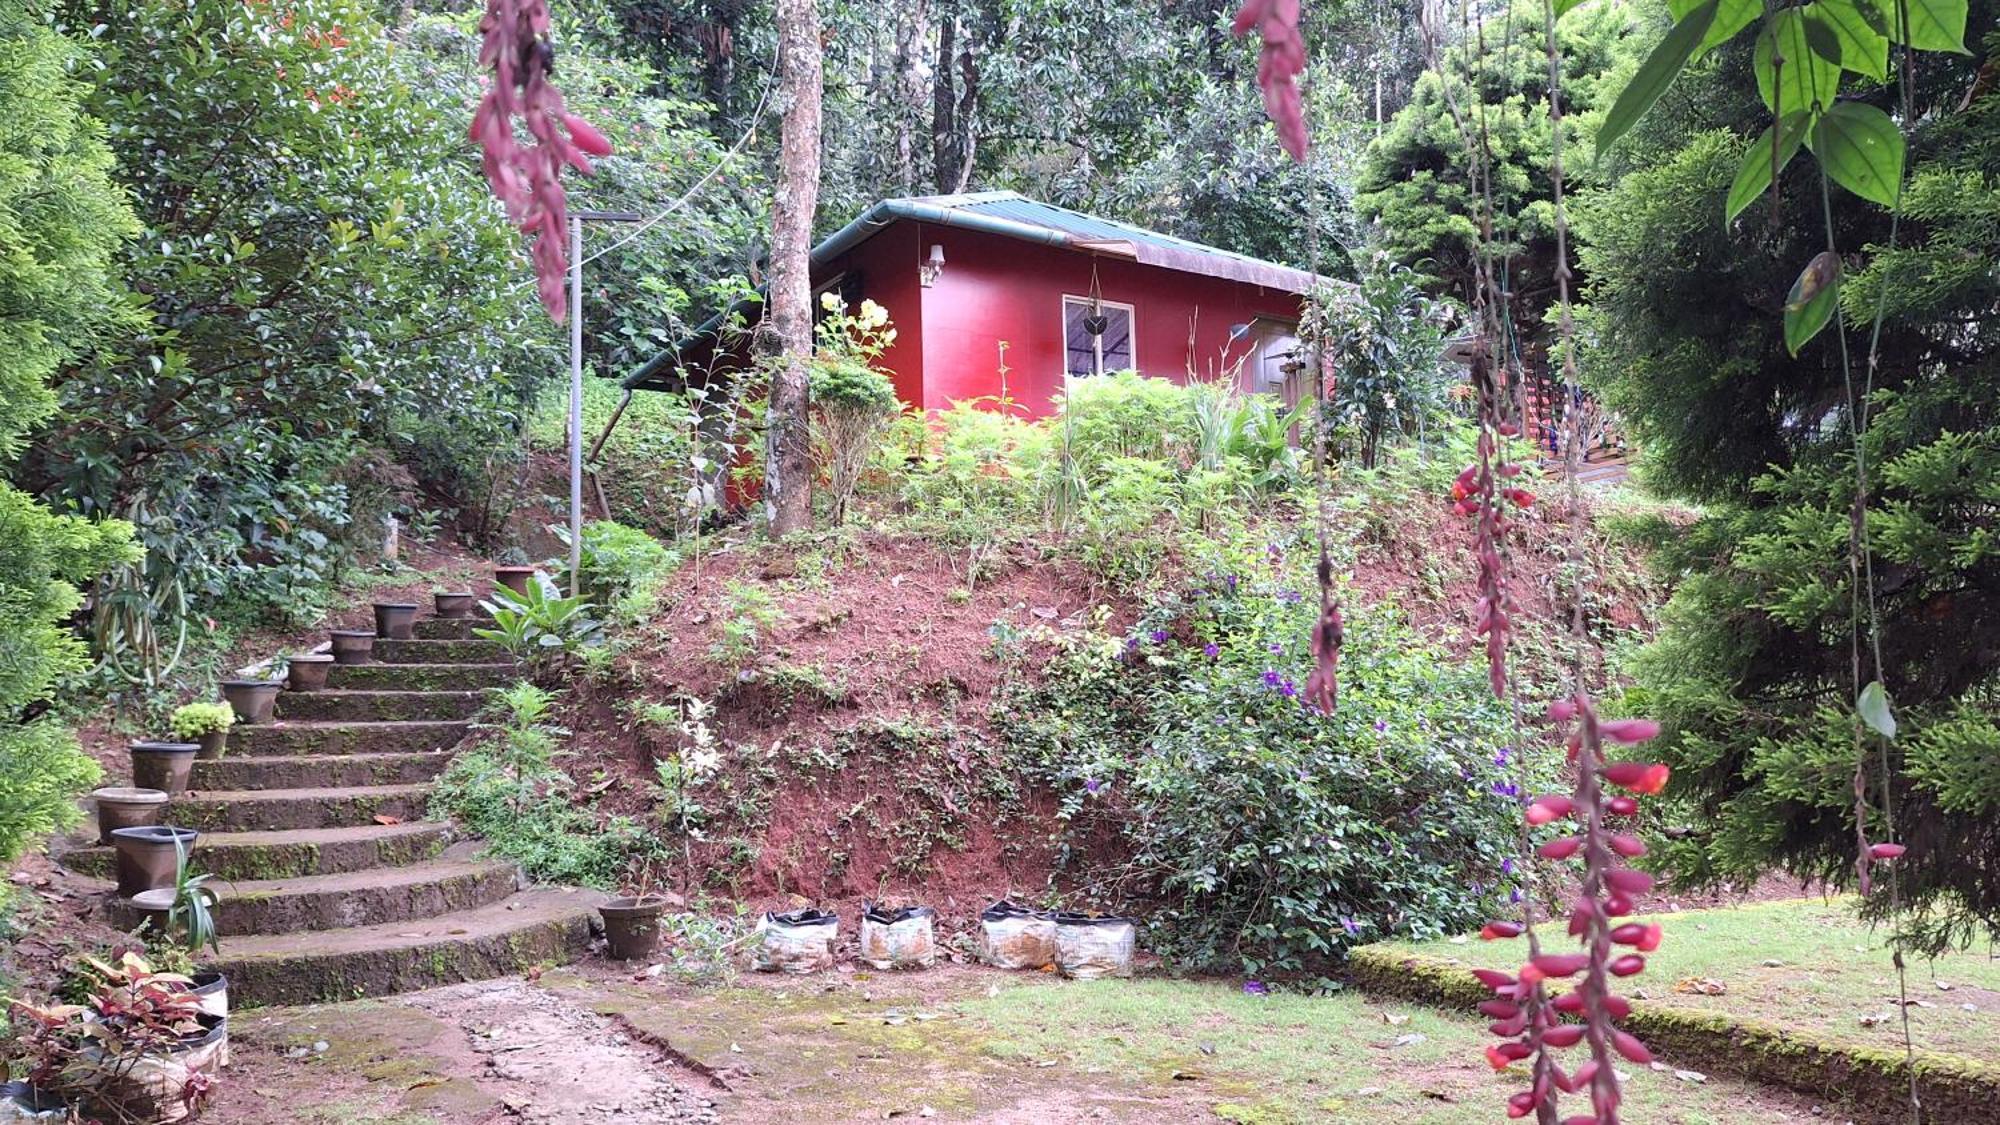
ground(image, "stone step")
xmin=374 ymin=638 xmax=511 ymax=665
xmin=230 ymin=721 xmax=471 ymax=758
xmin=106 ymin=859 xmax=520 ymax=937
xmin=211 ymin=887 xmax=606 ymax=1006
xmin=62 ymin=822 xmax=453 ymax=882
xmin=192 ymin=751 xmax=451 ymax=791
xmin=166 ymin=784 xmax=431 ymax=833
xmin=276 ymin=690 xmax=485 ymax=723
xmin=327 ymin=662 xmax=516 ymax=692
xmin=413 ymin=617 xmax=481 ymax=640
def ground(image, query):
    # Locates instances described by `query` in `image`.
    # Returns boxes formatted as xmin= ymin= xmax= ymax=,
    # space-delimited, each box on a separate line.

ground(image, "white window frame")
xmin=1060 ymin=294 xmax=1137 ymax=381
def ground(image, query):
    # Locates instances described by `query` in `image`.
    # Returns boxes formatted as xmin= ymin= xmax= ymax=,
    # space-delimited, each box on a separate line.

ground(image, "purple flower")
xmin=1340 ymin=916 xmax=1362 ymax=936
xmin=1501 ymin=857 xmax=1516 ymax=875
xmin=1279 ymin=589 xmax=1303 ymax=604
xmin=1491 ymin=780 xmax=1519 ymax=798
xmin=1279 ymin=678 xmax=1298 ymax=699
xmin=1268 ymin=641 xmax=1284 ymax=654
xmin=1262 ymin=669 xmax=1283 ymax=688
xmin=1084 ymin=777 xmax=1104 ymax=796
xmin=1493 ymin=746 xmax=1512 ymax=768
xmin=1373 ymin=719 xmax=1388 ymax=733
xmin=1243 ymin=980 xmax=1269 ymax=996
xmin=1510 ymin=888 xmax=1524 ymax=904
xmin=1203 ymin=642 xmax=1220 ymax=658
xmin=1150 ymin=629 xmax=1170 ymax=643
xmin=1225 ymin=574 xmax=1239 ymax=592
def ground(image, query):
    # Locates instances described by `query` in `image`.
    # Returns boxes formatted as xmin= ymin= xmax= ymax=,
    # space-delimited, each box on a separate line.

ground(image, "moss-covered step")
xmin=230 ymin=721 xmax=471 ymax=757
xmin=105 ymin=859 xmax=520 ymax=937
xmin=1348 ymin=945 xmax=2000 ymax=1125
xmin=327 ymin=663 xmax=516 ymax=691
xmin=413 ymin=618 xmax=479 ymax=641
xmin=165 ymin=784 xmax=432 ymax=832
xmin=193 ymin=751 xmax=452 ymax=791
xmin=373 ymin=638 xmax=511 ymax=665
xmin=276 ymin=690 xmax=486 ymax=723
xmin=61 ymin=822 xmax=453 ymax=882
xmin=211 ymin=887 xmax=606 ymax=1007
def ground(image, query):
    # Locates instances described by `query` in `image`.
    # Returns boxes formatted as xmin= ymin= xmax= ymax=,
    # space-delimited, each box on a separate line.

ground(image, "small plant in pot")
xmin=168 ymin=702 xmax=235 ymax=760
xmin=217 ymin=678 xmax=281 ymax=725
xmin=135 ymin=836 xmax=230 ymax=1027
xmin=4 ymin=952 xmax=224 ymax=1124
xmin=599 ymin=876 xmax=677 ymax=962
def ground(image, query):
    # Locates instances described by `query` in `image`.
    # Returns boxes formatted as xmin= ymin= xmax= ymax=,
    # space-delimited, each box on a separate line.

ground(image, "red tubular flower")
xmin=1548 ymin=699 xmax=1577 ymax=722
xmin=1542 ymin=1025 xmax=1585 ymax=1048
xmin=1526 ymin=795 xmax=1574 ymax=825
xmin=1602 ymin=760 xmax=1670 ymax=794
xmin=1606 ymin=795 xmax=1639 ymax=816
xmin=1612 ymin=1030 xmax=1653 ymax=1064
xmin=1608 ymin=954 xmax=1646 ymax=977
xmin=1530 ymin=953 xmax=1589 ymax=978
xmin=1481 ymin=921 xmax=1525 ymax=940
xmin=1486 ymin=1040 xmax=1533 ymax=1069
xmin=1508 ymin=1091 xmax=1538 ymax=1118
xmin=1599 ymin=718 xmax=1662 ymax=744
xmin=1609 ymin=833 xmax=1647 ymax=858
xmin=1479 ymin=999 xmax=1524 ymax=1019
xmin=1231 ymin=0 xmax=1309 ymax=160
xmin=1537 ymin=837 xmax=1583 ymax=860
xmin=1552 ymin=992 xmax=1585 ymax=1014
xmin=1490 ymin=1014 xmax=1529 ymax=1037
xmin=1472 ymin=969 xmax=1518 ymax=991
xmin=1604 ymin=868 xmax=1656 ymax=896
xmin=1603 ymin=893 xmax=1634 ymax=917
xmin=1610 ymin=922 xmax=1664 ymax=952
xmin=1868 ymin=842 xmax=1907 ymax=860
xmin=563 ymin=112 xmax=612 ymax=156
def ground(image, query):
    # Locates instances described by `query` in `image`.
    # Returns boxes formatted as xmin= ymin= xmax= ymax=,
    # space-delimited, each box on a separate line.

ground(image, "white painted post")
xmin=568 ymin=214 xmax=584 ymax=598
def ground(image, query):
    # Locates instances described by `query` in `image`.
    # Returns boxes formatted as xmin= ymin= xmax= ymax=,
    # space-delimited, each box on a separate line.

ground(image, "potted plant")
xmin=90 ymin=787 xmax=169 ymax=845
xmin=168 ymin=702 xmax=235 ymax=759
xmin=217 ymin=679 xmax=281 ymax=725
xmin=4 ymin=953 xmax=224 ymax=1124
xmin=128 ymin=741 xmax=199 ymax=796
xmin=494 ymin=565 xmax=537 ymax=596
xmin=285 ymin=651 xmax=336 ymax=692
xmin=599 ymin=891 xmax=673 ymax=962
xmin=109 ymin=826 xmax=199 ymax=899
xmin=328 ymin=629 xmax=375 ymax=664
xmin=146 ymin=836 xmax=228 ymax=1025
xmin=372 ymin=601 xmax=418 ymax=639
xmin=435 ymin=590 xmax=476 ymax=618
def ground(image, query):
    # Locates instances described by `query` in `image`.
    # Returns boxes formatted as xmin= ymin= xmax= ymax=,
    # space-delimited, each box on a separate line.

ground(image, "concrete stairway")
xmin=70 ymin=615 xmax=605 ymax=1007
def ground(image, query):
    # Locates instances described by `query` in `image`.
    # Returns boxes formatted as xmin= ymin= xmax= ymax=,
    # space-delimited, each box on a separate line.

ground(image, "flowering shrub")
xmin=809 ymin=296 xmax=904 ymax=525
xmin=1004 ymin=546 xmax=1534 ymax=976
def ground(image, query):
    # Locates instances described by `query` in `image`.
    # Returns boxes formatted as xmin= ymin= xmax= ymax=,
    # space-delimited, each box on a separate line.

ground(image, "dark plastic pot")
xmin=194 ymin=729 xmax=229 ymax=760
xmin=434 ymin=591 xmax=476 ymax=618
xmin=110 ymin=826 xmax=198 ymax=898
xmin=286 ymin=653 xmax=336 ymax=692
xmin=129 ymin=742 xmax=199 ymax=796
xmin=329 ymin=630 xmax=375 ymax=665
xmin=494 ymin=566 xmax=536 ymax=597
xmin=600 ymin=895 xmax=670 ymax=961
xmin=373 ymin=602 xmax=419 ymax=639
xmin=93 ymin=787 xmax=170 ymax=845
xmin=219 ymin=680 xmax=281 ymax=725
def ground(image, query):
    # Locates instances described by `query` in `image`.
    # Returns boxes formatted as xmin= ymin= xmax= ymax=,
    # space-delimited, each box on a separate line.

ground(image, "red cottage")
xmin=622 ymin=192 xmax=1321 ymax=415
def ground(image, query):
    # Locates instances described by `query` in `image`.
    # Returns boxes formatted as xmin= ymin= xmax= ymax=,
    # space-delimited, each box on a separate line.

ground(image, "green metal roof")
xmin=623 ymin=192 xmax=1323 ymax=392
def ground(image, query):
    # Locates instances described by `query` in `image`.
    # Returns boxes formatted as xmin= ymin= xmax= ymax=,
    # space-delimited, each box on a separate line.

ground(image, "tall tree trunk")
xmin=931 ymin=0 xmax=957 ymax=191
xmin=763 ymin=0 xmax=823 ymax=537
xmin=891 ymin=0 xmax=927 ymax=193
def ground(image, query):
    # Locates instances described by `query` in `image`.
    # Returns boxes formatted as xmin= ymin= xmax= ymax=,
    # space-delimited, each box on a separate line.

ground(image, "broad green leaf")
xmin=1598 ymin=0 xmax=1718 ymax=156
xmin=1878 ymin=0 xmax=1971 ymax=52
xmin=1812 ymin=0 xmax=1890 ymax=78
xmin=1755 ymin=9 xmax=1842 ymax=115
xmin=1669 ymin=0 xmax=1761 ymax=53
xmin=1858 ymin=680 xmax=1897 ymax=740
xmin=1784 ymin=251 xmax=1842 ymax=354
xmin=1555 ymin=0 xmax=1592 ymax=15
xmin=1808 ymin=102 xmax=1906 ymax=207
xmin=1725 ymin=113 xmax=1811 ymax=223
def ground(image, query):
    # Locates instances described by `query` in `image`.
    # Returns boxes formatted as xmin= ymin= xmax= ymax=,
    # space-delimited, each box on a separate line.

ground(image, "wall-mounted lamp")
xmin=919 ymin=243 xmax=946 ymax=287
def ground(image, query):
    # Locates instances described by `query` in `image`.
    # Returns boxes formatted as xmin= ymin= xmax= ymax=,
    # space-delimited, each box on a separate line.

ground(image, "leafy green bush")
xmin=553 ymin=519 xmax=676 ymax=623
xmin=430 ymin=684 xmax=653 ymax=889
xmin=1004 ymin=531 xmax=1526 ymax=976
xmin=809 ymin=297 xmax=904 ymax=526
xmin=167 ymin=702 xmax=235 ymax=740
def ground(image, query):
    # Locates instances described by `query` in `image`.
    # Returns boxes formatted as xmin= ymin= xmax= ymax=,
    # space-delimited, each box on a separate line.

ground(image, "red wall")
xmin=906 ymin=223 xmax=1304 ymax=417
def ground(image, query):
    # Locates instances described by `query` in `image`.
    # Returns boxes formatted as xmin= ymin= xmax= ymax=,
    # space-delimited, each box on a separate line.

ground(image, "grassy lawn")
xmin=1369 ymin=897 xmax=2000 ymax=1065
xmin=953 ymin=977 xmax=1818 ymax=1123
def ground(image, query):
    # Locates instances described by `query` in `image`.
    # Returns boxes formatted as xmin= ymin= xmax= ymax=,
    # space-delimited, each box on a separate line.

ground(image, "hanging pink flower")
xmin=1232 ymin=0 xmax=1309 ymax=161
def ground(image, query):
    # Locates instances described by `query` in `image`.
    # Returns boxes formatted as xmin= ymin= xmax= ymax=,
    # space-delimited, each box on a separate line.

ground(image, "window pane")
xmin=1063 ymin=299 xmax=1134 ymax=377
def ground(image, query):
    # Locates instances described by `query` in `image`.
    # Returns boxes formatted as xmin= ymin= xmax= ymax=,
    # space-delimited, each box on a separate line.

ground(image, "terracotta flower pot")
xmin=219 ymin=680 xmax=281 ymax=725
xmin=373 ymin=602 xmax=418 ymax=639
xmin=600 ymin=895 xmax=670 ymax=961
xmin=494 ymin=566 xmax=537 ymax=597
xmin=129 ymin=742 xmax=198 ymax=797
xmin=194 ymin=730 xmax=228 ymax=760
xmin=93 ymin=787 xmax=170 ymax=846
xmin=329 ymin=630 xmax=375 ymax=665
xmin=434 ymin=591 xmax=476 ymax=619
xmin=286 ymin=653 xmax=336 ymax=692
xmin=110 ymin=826 xmax=198 ymax=898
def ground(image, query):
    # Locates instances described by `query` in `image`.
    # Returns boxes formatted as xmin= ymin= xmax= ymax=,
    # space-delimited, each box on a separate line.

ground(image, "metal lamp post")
xmin=566 ymin=210 xmax=643 ymax=597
